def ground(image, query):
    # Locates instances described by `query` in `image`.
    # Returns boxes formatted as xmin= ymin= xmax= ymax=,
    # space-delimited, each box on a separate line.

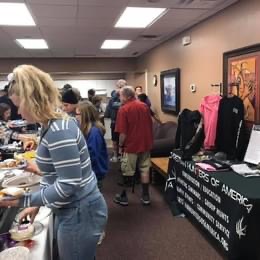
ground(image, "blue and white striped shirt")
xmin=21 ymin=118 xmax=97 ymax=209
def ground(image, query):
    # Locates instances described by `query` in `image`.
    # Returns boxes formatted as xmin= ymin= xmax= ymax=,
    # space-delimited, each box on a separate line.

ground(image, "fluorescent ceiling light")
xmin=0 ymin=3 xmax=35 ymax=26
xmin=16 ymin=39 xmax=48 ymax=49
xmin=101 ymin=40 xmax=131 ymax=49
xmin=115 ymin=7 xmax=166 ymax=28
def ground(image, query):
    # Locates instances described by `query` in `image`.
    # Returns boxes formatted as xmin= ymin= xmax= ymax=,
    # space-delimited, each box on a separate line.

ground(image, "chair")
xmin=151 ymin=121 xmax=177 ymax=157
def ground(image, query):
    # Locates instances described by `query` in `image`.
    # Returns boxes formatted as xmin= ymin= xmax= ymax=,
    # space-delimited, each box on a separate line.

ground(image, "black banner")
xmin=169 ymin=152 xmax=260 ymax=260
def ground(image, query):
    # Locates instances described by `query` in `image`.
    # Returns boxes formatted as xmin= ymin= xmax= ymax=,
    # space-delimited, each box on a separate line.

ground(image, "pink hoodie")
xmin=199 ymin=95 xmax=222 ymax=150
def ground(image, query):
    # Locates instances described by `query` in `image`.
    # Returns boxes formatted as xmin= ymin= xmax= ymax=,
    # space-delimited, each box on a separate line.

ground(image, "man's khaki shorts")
xmin=121 ymin=152 xmax=151 ymax=177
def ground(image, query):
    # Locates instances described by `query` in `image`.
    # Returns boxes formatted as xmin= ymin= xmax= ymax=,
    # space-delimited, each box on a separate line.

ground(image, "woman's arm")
xmin=20 ymin=127 xmax=93 ymax=208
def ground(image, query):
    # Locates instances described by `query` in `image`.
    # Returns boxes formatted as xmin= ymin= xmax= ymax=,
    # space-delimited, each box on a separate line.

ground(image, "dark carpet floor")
xmin=96 ymin=161 xmax=223 ymax=260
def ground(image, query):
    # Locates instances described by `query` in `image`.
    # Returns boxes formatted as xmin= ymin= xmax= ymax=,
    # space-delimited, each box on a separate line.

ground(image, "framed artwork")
xmin=223 ymin=44 xmax=260 ymax=124
xmin=160 ymin=68 xmax=180 ymax=114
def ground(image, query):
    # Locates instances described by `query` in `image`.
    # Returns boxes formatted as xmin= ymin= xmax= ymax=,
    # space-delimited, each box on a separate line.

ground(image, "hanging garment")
xmin=175 ymin=109 xmax=204 ymax=160
xmin=199 ymin=95 xmax=222 ymax=150
xmin=215 ymin=96 xmax=246 ymax=160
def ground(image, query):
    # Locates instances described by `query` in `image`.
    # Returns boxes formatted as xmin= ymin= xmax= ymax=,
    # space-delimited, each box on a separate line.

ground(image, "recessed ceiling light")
xmin=101 ymin=40 xmax=131 ymax=49
xmin=115 ymin=7 xmax=166 ymax=28
xmin=16 ymin=39 xmax=48 ymax=49
xmin=0 ymin=3 xmax=35 ymax=26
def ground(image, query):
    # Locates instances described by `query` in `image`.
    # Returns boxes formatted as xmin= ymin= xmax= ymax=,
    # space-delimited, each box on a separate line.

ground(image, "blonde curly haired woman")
xmin=0 ymin=65 xmax=107 ymax=260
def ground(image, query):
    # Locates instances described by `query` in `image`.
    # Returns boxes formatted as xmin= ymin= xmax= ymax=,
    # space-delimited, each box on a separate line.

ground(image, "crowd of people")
xmin=0 ymin=64 xmax=160 ymax=260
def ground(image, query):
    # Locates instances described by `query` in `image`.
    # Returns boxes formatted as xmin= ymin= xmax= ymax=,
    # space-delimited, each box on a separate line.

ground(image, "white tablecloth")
xmin=29 ymin=207 xmax=53 ymax=260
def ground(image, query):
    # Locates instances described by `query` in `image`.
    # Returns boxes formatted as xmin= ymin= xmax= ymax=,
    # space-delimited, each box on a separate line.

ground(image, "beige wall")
xmin=0 ymin=57 xmax=136 ymax=74
xmin=125 ymin=72 xmax=146 ymax=90
xmin=134 ymin=72 xmax=146 ymax=90
xmin=125 ymin=72 xmax=136 ymax=86
xmin=136 ymin=0 xmax=260 ymax=122
xmin=50 ymin=73 xmax=125 ymax=81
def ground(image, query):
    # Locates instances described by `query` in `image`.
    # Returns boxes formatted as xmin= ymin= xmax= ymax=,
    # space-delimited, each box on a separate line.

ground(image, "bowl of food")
xmin=0 ymin=187 xmax=25 ymax=201
xmin=0 ymin=159 xmax=27 ymax=170
xmin=9 ymin=223 xmax=34 ymax=242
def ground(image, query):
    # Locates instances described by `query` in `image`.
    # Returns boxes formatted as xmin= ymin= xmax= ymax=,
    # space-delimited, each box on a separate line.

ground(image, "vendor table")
xmin=168 ymin=151 xmax=260 ymax=260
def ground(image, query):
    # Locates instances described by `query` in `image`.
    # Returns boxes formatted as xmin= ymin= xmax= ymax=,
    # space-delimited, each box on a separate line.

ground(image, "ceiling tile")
xmin=36 ymin=17 xmax=76 ymax=26
xmin=181 ymin=0 xmax=229 ymax=9
xmin=0 ymin=0 xmax=24 ymax=2
xmin=74 ymin=46 xmax=98 ymax=56
xmin=108 ymin=29 xmax=143 ymax=40
xmin=0 ymin=48 xmax=31 ymax=58
xmin=77 ymin=18 xmax=115 ymax=28
xmin=27 ymin=50 xmax=52 ymax=57
xmin=45 ymin=37 xmax=75 ymax=49
xmin=128 ymin=0 xmax=230 ymax=9
xmin=77 ymin=5 xmax=123 ymax=19
xmin=157 ymin=8 xmax=207 ymax=23
xmin=75 ymin=36 xmax=104 ymax=47
xmin=2 ymin=27 xmax=42 ymax=39
xmin=29 ymin=4 xmax=77 ymax=18
xmin=0 ymin=0 xmax=239 ymax=58
xmin=0 ymin=30 xmax=15 ymax=48
xmin=142 ymin=27 xmax=176 ymax=38
xmin=27 ymin=0 xmax=77 ymax=5
xmin=127 ymin=0 xmax=181 ymax=8
xmin=78 ymin=0 xmax=128 ymax=7
xmin=74 ymin=26 xmax=110 ymax=36
xmin=40 ymin=26 xmax=77 ymax=37
xmin=50 ymin=48 xmax=74 ymax=57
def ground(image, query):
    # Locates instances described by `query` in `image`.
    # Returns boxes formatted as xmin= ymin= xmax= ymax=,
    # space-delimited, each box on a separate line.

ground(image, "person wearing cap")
xmin=104 ymin=79 xmax=127 ymax=162
xmin=62 ymin=88 xmax=80 ymax=116
xmin=88 ymin=89 xmax=96 ymax=103
xmin=63 ymin=84 xmax=72 ymax=91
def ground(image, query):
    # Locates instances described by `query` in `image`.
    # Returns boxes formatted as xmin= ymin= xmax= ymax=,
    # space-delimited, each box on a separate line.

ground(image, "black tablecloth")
xmin=166 ymin=151 xmax=260 ymax=260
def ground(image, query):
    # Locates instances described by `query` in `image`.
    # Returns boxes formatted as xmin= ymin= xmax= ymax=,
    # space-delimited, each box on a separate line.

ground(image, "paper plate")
xmin=0 ymin=160 xmax=27 ymax=171
xmin=2 ymin=174 xmax=41 ymax=188
xmin=9 ymin=120 xmax=28 ymax=128
xmin=0 ymin=246 xmax=30 ymax=260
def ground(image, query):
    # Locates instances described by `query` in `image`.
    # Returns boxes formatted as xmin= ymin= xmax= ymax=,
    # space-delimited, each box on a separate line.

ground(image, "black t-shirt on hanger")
xmin=215 ymin=95 xmax=246 ymax=160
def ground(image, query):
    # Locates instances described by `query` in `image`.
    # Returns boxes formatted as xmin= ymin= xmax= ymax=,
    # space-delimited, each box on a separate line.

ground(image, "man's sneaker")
xmin=110 ymin=156 xmax=118 ymax=163
xmin=141 ymin=194 xmax=151 ymax=205
xmin=113 ymin=193 xmax=128 ymax=206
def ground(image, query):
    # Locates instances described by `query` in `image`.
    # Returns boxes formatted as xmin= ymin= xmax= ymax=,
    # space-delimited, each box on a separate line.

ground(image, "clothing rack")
xmin=210 ymin=82 xmax=223 ymax=96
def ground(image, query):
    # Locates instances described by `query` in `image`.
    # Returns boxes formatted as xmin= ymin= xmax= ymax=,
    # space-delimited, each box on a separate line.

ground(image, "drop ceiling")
xmin=0 ymin=0 xmax=239 ymax=58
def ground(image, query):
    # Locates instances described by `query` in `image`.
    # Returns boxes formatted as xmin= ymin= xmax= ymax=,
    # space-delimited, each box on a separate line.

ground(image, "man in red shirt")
xmin=114 ymin=86 xmax=153 ymax=206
